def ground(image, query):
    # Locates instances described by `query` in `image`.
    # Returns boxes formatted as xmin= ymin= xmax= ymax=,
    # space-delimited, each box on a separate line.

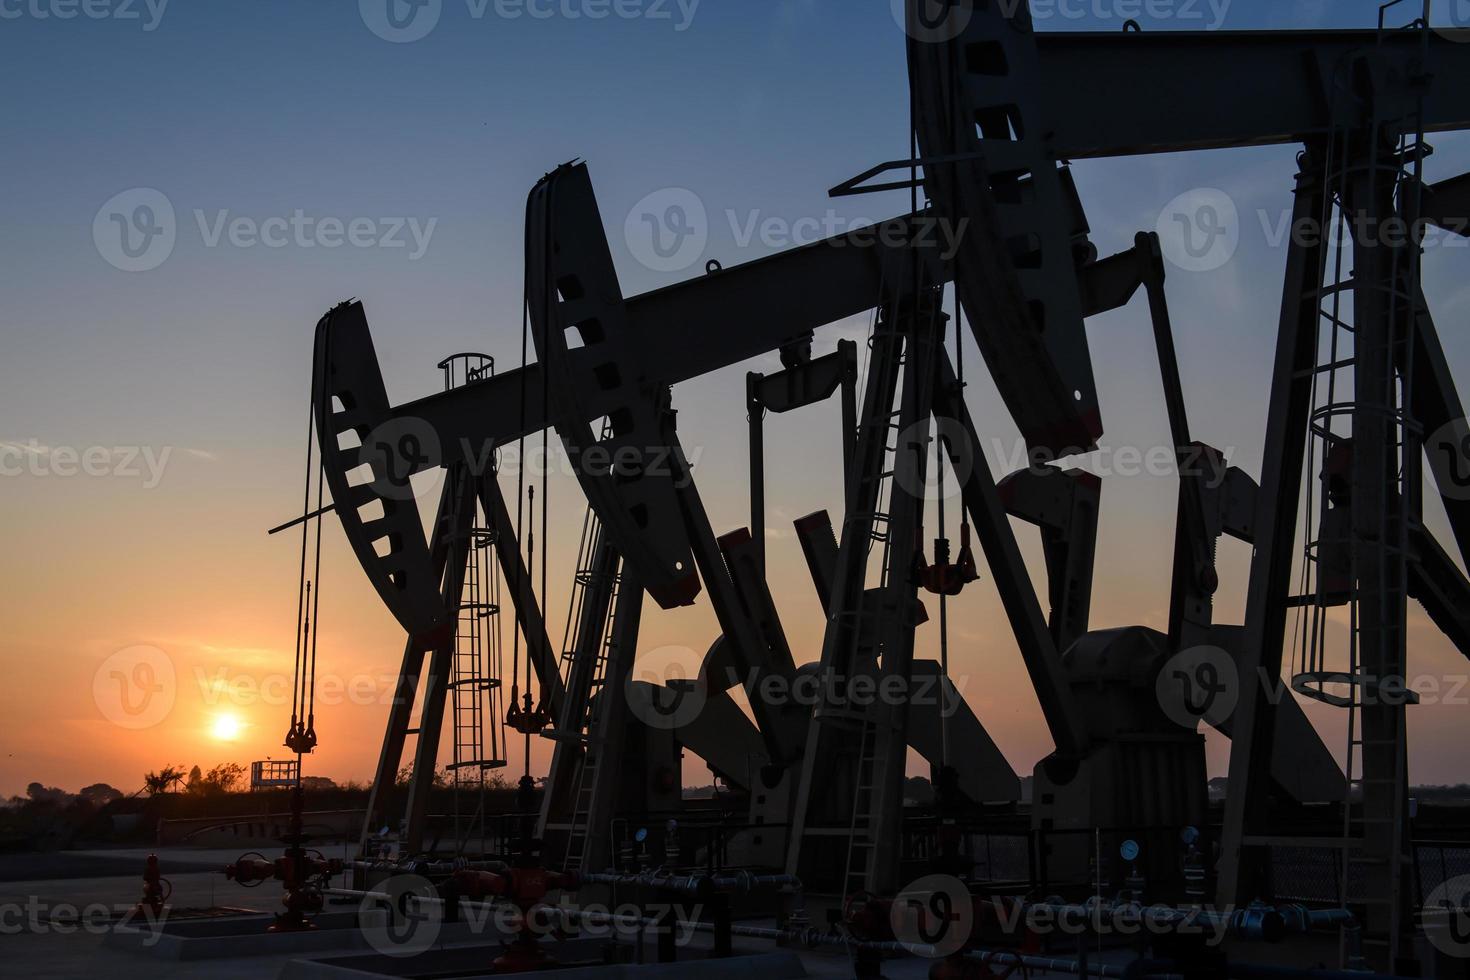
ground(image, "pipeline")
xmin=993 ymin=899 xmax=1356 ymax=944
xmin=327 ymin=890 xmax=1182 ymax=979
xmin=348 ymin=859 xmax=508 ymax=877
xmin=1225 ymin=962 xmax=1402 ymax=980
xmin=327 ymin=886 xmax=928 ymax=954
xmin=960 ymin=947 xmax=1151 ymax=979
xmin=327 ymin=887 xmax=1371 ymax=980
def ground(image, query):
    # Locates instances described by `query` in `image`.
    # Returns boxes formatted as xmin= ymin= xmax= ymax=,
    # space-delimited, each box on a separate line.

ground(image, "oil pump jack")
xmin=300 ymin=1 xmax=1470 ymax=972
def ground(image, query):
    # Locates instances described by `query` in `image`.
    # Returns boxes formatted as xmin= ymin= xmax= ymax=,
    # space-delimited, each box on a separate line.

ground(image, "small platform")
xmin=104 ymin=910 xmax=489 ymax=961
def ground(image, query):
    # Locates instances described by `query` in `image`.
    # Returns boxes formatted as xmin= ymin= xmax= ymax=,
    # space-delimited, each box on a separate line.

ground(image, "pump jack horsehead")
xmin=307 ymin=0 xmax=1470 ymax=970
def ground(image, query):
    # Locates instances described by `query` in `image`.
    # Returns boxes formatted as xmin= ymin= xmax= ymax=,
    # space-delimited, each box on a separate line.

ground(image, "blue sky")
xmin=4 ymin=1 xmax=1470 ymax=793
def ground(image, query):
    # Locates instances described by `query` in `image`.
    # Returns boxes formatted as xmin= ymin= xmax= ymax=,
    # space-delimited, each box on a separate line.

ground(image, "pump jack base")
xmin=494 ymin=939 xmax=556 ymax=973
xmin=269 ymin=914 xmax=318 ymax=934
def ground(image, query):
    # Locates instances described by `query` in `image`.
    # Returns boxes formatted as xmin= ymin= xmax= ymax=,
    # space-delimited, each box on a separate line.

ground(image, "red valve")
xmin=226 ymin=850 xmax=343 ymax=932
xmin=133 ymin=854 xmax=171 ymax=918
xmin=452 ymin=865 xmax=579 ymax=973
xmin=224 ymin=857 xmax=278 ymax=884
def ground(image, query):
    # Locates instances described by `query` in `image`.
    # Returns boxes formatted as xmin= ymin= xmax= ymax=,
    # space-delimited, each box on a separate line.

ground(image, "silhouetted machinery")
xmin=298 ymin=1 xmax=1470 ymax=973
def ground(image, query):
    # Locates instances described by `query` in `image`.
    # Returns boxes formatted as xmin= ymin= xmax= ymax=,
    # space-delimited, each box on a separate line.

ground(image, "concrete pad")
xmin=281 ymin=945 xmax=808 ymax=980
xmin=103 ymin=910 xmax=502 ymax=961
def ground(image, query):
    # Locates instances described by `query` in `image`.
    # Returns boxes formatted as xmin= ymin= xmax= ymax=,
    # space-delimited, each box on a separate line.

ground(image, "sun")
xmin=210 ymin=713 xmax=244 ymax=742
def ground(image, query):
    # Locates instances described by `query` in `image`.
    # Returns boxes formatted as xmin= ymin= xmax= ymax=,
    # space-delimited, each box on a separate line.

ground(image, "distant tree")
xmin=26 ymin=783 xmax=71 ymax=806
xmin=202 ymin=762 xmax=246 ymax=794
xmin=77 ymin=783 xmax=123 ymax=807
xmin=395 ymin=765 xmax=451 ymax=788
xmin=300 ymin=776 xmax=337 ymax=791
xmin=143 ymin=766 xmax=187 ymax=796
xmin=185 ymin=765 xmax=205 ymax=794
